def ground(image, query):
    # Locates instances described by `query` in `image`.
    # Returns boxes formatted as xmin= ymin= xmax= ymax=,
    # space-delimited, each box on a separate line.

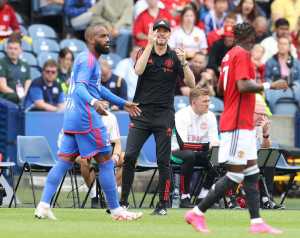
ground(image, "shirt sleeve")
xmin=58 ymin=91 xmax=65 ymax=104
xmin=234 ymin=51 xmax=252 ymax=82
xmin=64 ymin=0 xmax=91 ymax=17
xmin=30 ymin=86 xmax=44 ymax=102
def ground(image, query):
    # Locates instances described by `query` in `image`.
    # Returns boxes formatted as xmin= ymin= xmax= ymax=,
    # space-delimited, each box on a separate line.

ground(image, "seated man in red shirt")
xmin=133 ymin=0 xmax=175 ymax=47
xmin=0 ymin=0 xmax=20 ymax=39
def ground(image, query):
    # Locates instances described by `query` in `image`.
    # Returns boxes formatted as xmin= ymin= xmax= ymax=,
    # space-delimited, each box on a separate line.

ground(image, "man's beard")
xmin=95 ymin=42 xmax=109 ymax=55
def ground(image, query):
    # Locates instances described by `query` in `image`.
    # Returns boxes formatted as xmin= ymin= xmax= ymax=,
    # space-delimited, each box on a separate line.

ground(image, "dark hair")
xmin=59 ymin=47 xmax=74 ymax=61
xmin=180 ymin=5 xmax=198 ymax=25
xmin=189 ymin=87 xmax=209 ymax=104
xmin=7 ymin=32 xmax=22 ymax=45
xmin=214 ymin=0 xmax=228 ymax=4
xmin=224 ymin=11 xmax=237 ymax=21
xmin=234 ymin=22 xmax=256 ymax=42
xmin=43 ymin=59 xmax=58 ymax=70
xmin=234 ymin=0 xmax=259 ymax=23
xmin=275 ymin=18 xmax=289 ymax=28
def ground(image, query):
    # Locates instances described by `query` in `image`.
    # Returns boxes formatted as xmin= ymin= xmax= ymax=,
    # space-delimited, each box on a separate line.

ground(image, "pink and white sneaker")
xmin=249 ymin=222 xmax=283 ymax=235
xmin=111 ymin=208 xmax=143 ymax=221
xmin=185 ymin=210 xmax=210 ymax=233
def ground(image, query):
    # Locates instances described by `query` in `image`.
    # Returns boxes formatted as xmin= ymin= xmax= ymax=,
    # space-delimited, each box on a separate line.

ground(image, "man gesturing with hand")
xmin=120 ymin=19 xmax=195 ymax=215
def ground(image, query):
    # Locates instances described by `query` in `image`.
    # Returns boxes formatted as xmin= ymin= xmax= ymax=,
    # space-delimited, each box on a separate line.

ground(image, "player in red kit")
xmin=184 ymin=23 xmax=288 ymax=234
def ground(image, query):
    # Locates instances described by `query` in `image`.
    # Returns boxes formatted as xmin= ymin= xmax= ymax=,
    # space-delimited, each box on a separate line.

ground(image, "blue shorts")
xmin=58 ymin=127 xmax=111 ymax=159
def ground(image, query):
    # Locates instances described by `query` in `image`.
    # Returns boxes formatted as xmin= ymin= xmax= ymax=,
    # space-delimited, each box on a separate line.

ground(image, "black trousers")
xmin=121 ymin=106 xmax=174 ymax=204
xmin=172 ymin=150 xmax=218 ymax=195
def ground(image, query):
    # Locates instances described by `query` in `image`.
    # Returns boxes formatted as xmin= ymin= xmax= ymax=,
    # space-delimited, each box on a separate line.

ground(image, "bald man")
xmin=34 ymin=24 xmax=142 ymax=221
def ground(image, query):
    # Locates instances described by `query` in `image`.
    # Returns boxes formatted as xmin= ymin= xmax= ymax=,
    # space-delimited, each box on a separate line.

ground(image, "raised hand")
xmin=124 ymin=101 xmax=141 ymax=117
xmin=148 ymin=24 xmax=157 ymax=45
xmin=175 ymin=48 xmax=186 ymax=64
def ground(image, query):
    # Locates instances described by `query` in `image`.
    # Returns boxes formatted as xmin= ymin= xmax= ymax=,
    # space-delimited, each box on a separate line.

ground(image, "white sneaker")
xmin=111 ymin=207 xmax=143 ymax=221
xmin=34 ymin=202 xmax=57 ymax=220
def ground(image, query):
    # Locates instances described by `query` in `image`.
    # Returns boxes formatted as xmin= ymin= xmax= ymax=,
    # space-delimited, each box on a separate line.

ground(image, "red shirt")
xmin=133 ymin=9 xmax=174 ymax=47
xmin=218 ymin=46 xmax=256 ymax=132
xmin=0 ymin=4 xmax=19 ymax=32
xmin=207 ymin=30 xmax=222 ymax=52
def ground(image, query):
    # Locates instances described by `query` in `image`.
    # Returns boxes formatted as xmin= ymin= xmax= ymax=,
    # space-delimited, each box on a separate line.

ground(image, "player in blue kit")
xmin=34 ymin=24 xmax=142 ymax=221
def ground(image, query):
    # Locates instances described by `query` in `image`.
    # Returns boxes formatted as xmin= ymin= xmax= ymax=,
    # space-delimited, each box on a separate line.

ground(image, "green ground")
xmin=0 ymin=208 xmax=299 ymax=238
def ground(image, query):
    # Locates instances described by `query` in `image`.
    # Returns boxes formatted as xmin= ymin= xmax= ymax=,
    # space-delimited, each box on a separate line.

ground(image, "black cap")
xmin=153 ymin=19 xmax=171 ymax=31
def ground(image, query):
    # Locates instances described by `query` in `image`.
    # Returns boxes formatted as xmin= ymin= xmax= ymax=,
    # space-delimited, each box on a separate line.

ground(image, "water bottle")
xmin=172 ymin=188 xmax=180 ymax=208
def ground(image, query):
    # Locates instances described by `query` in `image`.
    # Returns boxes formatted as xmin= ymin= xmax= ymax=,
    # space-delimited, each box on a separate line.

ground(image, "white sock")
xmin=110 ymin=206 xmax=123 ymax=215
xmin=262 ymin=196 xmax=268 ymax=203
xmin=181 ymin=193 xmax=190 ymax=199
xmin=198 ymin=188 xmax=209 ymax=199
xmin=192 ymin=206 xmax=204 ymax=216
xmin=39 ymin=201 xmax=50 ymax=208
xmin=117 ymin=186 xmax=122 ymax=194
xmin=90 ymin=184 xmax=97 ymax=199
xmin=251 ymin=218 xmax=263 ymax=224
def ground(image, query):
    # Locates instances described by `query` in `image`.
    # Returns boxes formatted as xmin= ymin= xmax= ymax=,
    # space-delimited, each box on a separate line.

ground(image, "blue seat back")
xmin=30 ymin=67 xmax=41 ymax=80
xmin=29 ymin=24 xmax=57 ymax=39
xmin=209 ymin=96 xmax=224 ymax=113
xmin=100 ymin=53 xmax=122 ymax=69
xmin=32 ymin=38 xmax=60 ymax=54
xmin=273 ymin=97 xmax=299 ymax=116
xmin=174 ymin=96 xmax=189 ymax=112
xmin=60 ymin=39 xmax=87 ymax=54
xmin=19 ymin=52 xmax=37 ymax=67
xmin=17 ymin=136 xmax=56 ymax=167
xmin=37 ymin=52 xmax=58 ymax=68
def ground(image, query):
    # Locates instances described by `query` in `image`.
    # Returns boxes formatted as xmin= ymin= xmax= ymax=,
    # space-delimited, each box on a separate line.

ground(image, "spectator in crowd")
xmin=179 ymin=52 xmax=207 ymax=96
xmin=206 ymin=12 xmax=236 ymax=50
xmin=169 ymin=5 xmax=207 ymax=58
xmin=114 ymin=46 xmax=139 ymax=101
xmin=64 ymin=0 xmax=93 ymax=32
xmin=57 ymin=47 xmax=74 ymax=94
xmin=253 ymin=16 xmax=269 ymax=43
xmin=292 ymin=29 xmax=300 ymax=59
xmin=261 ymin=18 xmax=297 ymax=63
xmin=0 ymin=0 xmax=20 ymax=39
xmin=90 ymin=0 xmax=133 ymax=58
xmin=39 ymin=0 xmax=64 ymax=16
xmin=271 ymin=0 xmax=300 ymax=32
xmin=207 ymin=24 xmax=235 ymax=77
xmin=265 ymin=36 xmax=300 ymax=86
xmin=234 ymin=0 xmax=260 ymax=24
xmin=101 ymin=59 xmax=128 ymax=109
xmin=197 ymin=70 xmax=216 ymax=96
xmin=172 ymin=87 xmax=219 ymax=208
xmin=198 ymin=0 xmax=214 ymax=23
xmin=204 ymin=0 xmax=228 ymax=33
xmin=133 ymin=0 xmax=174 ymax=47
xmin=134 ymin=0 xmax=164 ymax=19
xmin=0 ymin=34 xmax=30 ymax=104
xmin=24 ymin=59 xmax=65 ymax=111
xmin=251 ymin=44 xmax=265 ymax=83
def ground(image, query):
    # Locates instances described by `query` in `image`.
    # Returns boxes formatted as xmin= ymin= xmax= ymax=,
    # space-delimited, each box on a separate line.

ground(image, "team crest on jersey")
xmin=164 ymin=59 xmax=174 ymax=68
xmin=200 ymin=122 xmax=208 ymax=130
xmin=237 ymin=150 xmax=245 ymax=159
xmin=222 ymin=54 xmax=229 ymax=62
xmin=147 ymin=57 xmax=153 ymax=64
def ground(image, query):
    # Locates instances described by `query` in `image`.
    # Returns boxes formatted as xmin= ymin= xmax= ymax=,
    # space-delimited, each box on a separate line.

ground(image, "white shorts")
xmin=218 ymin=129 xmax=257 ymax=165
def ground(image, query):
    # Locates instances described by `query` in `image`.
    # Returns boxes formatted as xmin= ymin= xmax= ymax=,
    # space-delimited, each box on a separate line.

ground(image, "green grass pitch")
xmin=0 ymin=208 xmax=299 ymax=238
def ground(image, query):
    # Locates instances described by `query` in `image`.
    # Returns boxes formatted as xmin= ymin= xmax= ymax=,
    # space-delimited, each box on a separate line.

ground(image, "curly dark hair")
xmin=234 ymin=22 xmax=256 ymax=42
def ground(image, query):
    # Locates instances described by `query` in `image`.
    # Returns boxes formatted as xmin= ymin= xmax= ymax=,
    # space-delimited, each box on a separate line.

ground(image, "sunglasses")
xmin=44 ymin=69 xmax=57 ymax=74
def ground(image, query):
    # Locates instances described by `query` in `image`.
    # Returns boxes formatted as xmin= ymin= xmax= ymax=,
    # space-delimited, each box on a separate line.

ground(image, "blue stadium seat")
xmin=12 ymin=136 xmax=57 ymax=207
xmin=32 ymin=38 xmax=60 ymax=55
xmin=21 ymin=40 xmax=32 ymax=52
xmin=273 ymin=97 xmax=299 ymax=116
xmin=100 ymin=53 xmax=122 ymax=69
xmin=19 ymin=52 xmax=38 ymax=67
xmin=265 ymin=88 xmax=295 ymax=112
xmin=174 ymin=96 xmax=189 ymax=111
xmin=30 ymin=67 xmax=41 ymax=80
xmin=59 ymin=39 xmax=87 ymax=54
xmin=37 ymin=52 xmax=58 ymax=68
xmin=209 ymin=96 xmax=224 ymax=113
xmin=28 ymin=24 xmax=57 ymax=39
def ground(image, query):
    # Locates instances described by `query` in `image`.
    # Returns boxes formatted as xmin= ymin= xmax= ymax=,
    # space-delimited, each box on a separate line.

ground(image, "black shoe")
xmin=195 ymin=198 xmax=203 ymax=205
xmin=91 ymin=197 xmax=101 ymax=209
xmin=179 ymin=198 xmax=194 ymax=208
xmin=119 ymin=200 xmax=129 ymax=209
xmin=151 ymin=202 xmax=167 ymax=215
xmin=262 ymin=200 xmax=285 ymax=210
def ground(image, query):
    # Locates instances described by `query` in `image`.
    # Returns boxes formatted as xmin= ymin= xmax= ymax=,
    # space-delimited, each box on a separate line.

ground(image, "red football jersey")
xmin=218 ymin=46 xmax=256 ymax=132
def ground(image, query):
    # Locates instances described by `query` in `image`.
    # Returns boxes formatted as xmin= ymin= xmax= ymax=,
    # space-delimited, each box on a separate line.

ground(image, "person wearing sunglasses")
xmin=24 ymin=59 xmax=65 ymax=112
